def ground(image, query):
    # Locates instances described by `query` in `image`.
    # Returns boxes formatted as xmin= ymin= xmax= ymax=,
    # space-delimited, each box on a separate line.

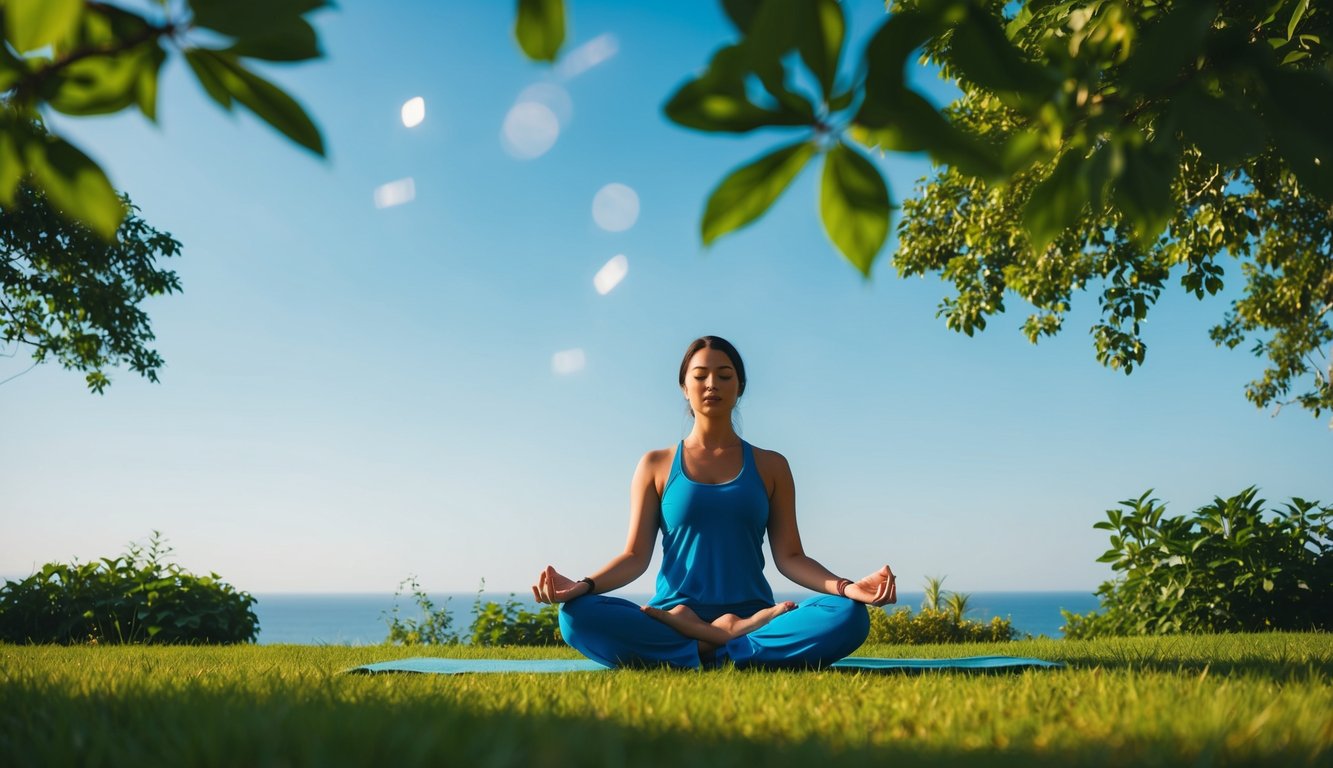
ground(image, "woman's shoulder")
xmin=635 ymin=444 xmax=678 ymax=474
xmin=747 ymin=443 xmax=792 ymax=474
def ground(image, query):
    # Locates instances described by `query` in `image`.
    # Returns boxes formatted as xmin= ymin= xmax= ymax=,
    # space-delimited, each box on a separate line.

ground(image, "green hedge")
xmin=0 ymin=533 xmax=257 ymax=644
xmin=1063 ymin=488 xmax=1331 ymax=638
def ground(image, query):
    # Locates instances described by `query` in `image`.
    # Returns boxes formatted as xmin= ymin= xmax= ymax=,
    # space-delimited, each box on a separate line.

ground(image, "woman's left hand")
xmin=844 ymin=565 xmax=897 ymax=606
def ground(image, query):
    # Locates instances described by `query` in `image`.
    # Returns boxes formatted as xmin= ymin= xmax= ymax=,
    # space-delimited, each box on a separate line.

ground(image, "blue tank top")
xmin=648 ymin=440 xmax=776 ymax=617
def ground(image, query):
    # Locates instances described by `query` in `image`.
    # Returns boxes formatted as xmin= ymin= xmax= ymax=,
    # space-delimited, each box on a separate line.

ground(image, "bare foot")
xmin=715 ymin=601 xmax=797 ymax=636
xmin=642 ymin=601 xmax=798 ymax=645
xmin=642 ymin=605 xmax=733 ymax=645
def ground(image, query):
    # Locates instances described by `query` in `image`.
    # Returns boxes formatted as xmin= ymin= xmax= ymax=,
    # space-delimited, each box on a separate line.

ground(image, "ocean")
xmin=251 ymin=591 xmax=1101 ymax=645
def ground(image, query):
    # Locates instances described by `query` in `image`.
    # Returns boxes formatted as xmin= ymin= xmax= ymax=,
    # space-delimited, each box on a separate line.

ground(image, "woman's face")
xmin=683 ymin=347 xmax=740 ymax=417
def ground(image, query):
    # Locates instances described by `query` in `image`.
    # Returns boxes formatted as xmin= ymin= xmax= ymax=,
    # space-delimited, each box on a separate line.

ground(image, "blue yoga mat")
xmin=348 ymin=655 xmax=1062 ymax=675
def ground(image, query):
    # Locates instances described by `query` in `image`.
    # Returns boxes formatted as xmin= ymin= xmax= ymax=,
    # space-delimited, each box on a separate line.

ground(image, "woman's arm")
xmin=533 ymin=450 xmax=664 ymax=603
xmin=763 ymin=449 xmax=898 ymax=606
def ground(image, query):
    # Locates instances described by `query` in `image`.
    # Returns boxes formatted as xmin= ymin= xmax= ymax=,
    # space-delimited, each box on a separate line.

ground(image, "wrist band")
xmin=835 ymin=578 xmax=851 ymax=597
xmin=578 ymin=577 xmax=596 ymax=595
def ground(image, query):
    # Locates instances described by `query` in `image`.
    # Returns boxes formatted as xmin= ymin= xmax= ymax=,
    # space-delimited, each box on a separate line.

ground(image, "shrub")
xmin=468 ymin=595 xmax=562 ymax=647
xmin=0 ymin=532 xmax=257 ymax=644
xmin=382 ymin=575 xmax=459 ymax=646
xmin=1063 ymin=488 xmax=1332 ymax=638
xmin=866 ymin=577 xmax=1017 ymax=644
xmin=382 ymin=578 xmax=561 ymax=646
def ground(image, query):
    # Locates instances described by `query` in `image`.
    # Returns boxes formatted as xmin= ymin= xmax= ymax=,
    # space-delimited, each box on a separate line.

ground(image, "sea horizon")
xmin=251 ymin=590 xmax=1102 ymax=646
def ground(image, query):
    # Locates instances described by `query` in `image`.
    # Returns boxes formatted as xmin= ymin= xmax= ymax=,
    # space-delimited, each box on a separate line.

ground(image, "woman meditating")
xmin=532 ymin=336 xmax=898 ymax=669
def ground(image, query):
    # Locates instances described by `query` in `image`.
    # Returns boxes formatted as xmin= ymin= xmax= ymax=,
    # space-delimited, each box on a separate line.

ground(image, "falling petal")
xmin=593 ymin=254 xmax=629 ymax=295
xmin=373 ymin=178 xmax=416 ymax=209
xmin=552 ymin=348 xmax=586 ymax=375
xmin=556 ymin=33 xmax=619 ymax=80
xmin=401 ymin=96 xmax=426 ymax=128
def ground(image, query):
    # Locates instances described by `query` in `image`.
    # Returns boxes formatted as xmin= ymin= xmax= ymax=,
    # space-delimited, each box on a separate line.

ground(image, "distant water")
xmin=252 ymin=591 xmax=1100 ymax=645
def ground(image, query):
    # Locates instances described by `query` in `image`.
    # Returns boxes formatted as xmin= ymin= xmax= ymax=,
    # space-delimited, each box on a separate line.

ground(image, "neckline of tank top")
xmin=676 ymin=440 xmax=749 ymax=487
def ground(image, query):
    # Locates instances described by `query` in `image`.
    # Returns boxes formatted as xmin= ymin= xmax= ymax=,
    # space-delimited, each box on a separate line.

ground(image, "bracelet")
xmin=835 ymin=578 xmax=851 ymax=598
xmin=578 ymin=577 xmax=596 ymax=595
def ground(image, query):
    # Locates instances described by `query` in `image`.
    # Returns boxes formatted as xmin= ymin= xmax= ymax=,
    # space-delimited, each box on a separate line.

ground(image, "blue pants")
xmin=558 ymin=594 xmax=870 ymax=669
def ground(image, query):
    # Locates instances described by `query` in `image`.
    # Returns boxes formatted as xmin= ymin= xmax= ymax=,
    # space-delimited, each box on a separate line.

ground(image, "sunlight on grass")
xmin=2 ymin=635 xmax=1329 ymax=767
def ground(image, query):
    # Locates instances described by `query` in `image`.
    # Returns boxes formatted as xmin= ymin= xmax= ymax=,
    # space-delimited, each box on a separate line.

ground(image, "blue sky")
xmin=2 ymin=0 xmax=1329 ymax=596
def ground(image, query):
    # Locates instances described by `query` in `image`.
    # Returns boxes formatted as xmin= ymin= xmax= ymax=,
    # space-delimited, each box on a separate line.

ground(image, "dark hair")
xmin=678 ymin=336 xmax=747 ymax=397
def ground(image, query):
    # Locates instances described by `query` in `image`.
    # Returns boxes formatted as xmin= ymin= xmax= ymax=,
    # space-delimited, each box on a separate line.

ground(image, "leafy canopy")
xmin=513 ymin=0 xmax=1333 ymax=423
xmin=0 ymin=0 xmax=329 ymax=239
xmin=1 ymin=183 xmax=181 ymax=392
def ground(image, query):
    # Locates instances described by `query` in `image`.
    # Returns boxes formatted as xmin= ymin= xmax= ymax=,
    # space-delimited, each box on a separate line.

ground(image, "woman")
xmin=532 ymin=336 xmax=897 ymax=668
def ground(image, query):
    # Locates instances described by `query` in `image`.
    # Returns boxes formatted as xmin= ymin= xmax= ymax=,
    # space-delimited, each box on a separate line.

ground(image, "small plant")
xmin=922 ymin=575 xmax=945 ymax=612
xmin=382 ymin=577 xmax=562 ymax=646
xmin=865 ymin=577 xmax=1016 ymax=645
xmin=943 ymin=591 xmax=972 ymax=622
xmin=382 ymin=575 xmax=459 ymax=645
xmin=0 ymin=531 xmax=258 ymax=644
xmin=468 ymin=579 xmax=562 ymax=646
xmin=1063 ymin=488 xmax=1332 ymax=638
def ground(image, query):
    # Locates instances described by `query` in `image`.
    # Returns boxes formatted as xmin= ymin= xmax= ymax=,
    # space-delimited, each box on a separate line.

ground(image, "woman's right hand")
xmin=532 ymin=565 xmax=590 ymax=604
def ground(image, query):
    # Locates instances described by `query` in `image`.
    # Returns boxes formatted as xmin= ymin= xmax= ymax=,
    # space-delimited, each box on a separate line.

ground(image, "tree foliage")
xmin=1062 ymin=488 xmax=1332 ymax=637
xmin=514 ymin=0 xmax=1333 ymax=423
xmin=0 ymin=0 xmax=329 ymax=238
xmin=1 ymin=183 xmax=181 ymax=392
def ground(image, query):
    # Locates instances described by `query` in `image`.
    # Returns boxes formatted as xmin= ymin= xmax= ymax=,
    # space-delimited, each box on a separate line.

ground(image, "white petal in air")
xmin=593 ymin=254 xmax=629 ymax=295
xmin=552 ymin=348 xmax=586 ymax=375
xmin=592 ymin=183 xmax=639 ymax=232
xmin=373 ymin=178 xmax=416 ymax=209
xmin=502 ymin=101 xmax=560 ymax=159
xmin=401 ymin=97 xmax=425 ymax=128
xmin=556 ymin=33 xmax=619 ymax=80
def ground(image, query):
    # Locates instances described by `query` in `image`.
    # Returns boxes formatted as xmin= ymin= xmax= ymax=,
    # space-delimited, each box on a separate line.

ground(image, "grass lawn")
xmin=3 ymin=634 xmax=1330 ymax=766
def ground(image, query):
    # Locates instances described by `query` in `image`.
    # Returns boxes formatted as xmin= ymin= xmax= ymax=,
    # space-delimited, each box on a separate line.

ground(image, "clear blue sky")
xmin=2 ymin=1 xmax=1328 ymax=595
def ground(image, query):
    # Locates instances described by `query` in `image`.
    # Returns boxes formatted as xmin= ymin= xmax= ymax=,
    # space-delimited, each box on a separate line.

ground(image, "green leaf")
xmin=702 ymin=140 xmax=816 ymax=245
xmin=1113 ymin=141 xmax=1176 ymax=249
xmin=514 ymin=0 xmax=565 ymax=63
xmin=948 ymin=9 xmax=1053 ymax=96
xmin=1119 ymin=2 xmax=1217 ymax=94
xmin=1262 ymin=70 xmax=1333 ymax=199
xmin=820 ymin=142 xmax=891 ymax=276
xmin=856 ymin=90 xmax=1003 ymax=180
xmin=191 ymin=0 xmax=328 ymax=38
xmin=1023 ymin=148 xmax=1089 ymax=251
xmin=795 ymin=0 xmax=845 ymax=99
xmin=1171 ymin=86 xmax=1264 ymax=165
xmin=136 ymin=43 xmax=167 ymax=121
xmin=206 ymin=51 xmax=326 ymax=155
xmin=24 ymin=134 xmax=126 ymax=239
xmin=663 ymin=45 xmax=810 ymax=133
xmin=46 ymin=45 xmax=153 ymax=117
xmin=0 ymin=127 xmax=22 ymax=206
xmin=4 ymin=0 xmax=82 ymax=53
xmin=225 ymin=19 xmax=321 ymax=62
xmin=1288 ymin=0 xmax=1310 ymax=40
xmin=183 ymin=49 xmax=233 ymax=110
xmin=721 ymin=0 xmax=762 ymax=32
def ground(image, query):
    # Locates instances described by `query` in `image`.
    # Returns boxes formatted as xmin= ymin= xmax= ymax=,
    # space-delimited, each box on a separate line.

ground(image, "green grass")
xmin=3 ymin=635 xmax=1331 ymax=766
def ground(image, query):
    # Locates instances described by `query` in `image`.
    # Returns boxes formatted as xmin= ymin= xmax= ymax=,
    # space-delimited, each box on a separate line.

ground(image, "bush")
xmin=0 ymin=532 xmax=258 ymax=644
xmin=382 ymin=575 xmax=460 ymax=646
xmin=383 ymin=578 xmax=561 ymax=646
xmin=467 ymin=595 xmax=562 ymax=646
xmin=867 ymin=607 xmax=1017 ymax=644
xmin=865 ymin=577 xmax=1017 ymax=644
xmin=1063 ymin=488 xmax=1332 ymax=638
